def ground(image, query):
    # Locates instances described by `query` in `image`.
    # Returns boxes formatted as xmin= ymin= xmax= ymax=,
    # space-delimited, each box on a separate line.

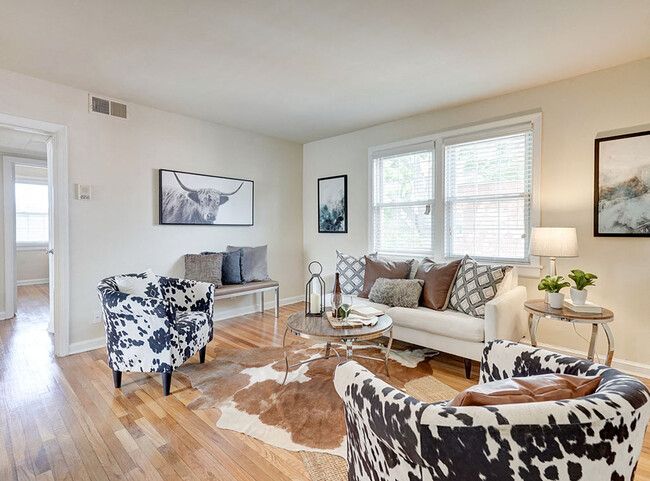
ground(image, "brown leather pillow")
xmin=447 ymin=373 xmax=602 ymax=407
xmin=415 ymin=258 xmax=462 ymax=310
xmin=358 ymin=257 xmax=414 ymax=298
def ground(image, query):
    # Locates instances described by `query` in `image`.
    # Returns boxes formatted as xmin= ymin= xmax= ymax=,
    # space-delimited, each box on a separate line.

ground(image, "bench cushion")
xmin=213 ymin=280 xmax=279 ymax=297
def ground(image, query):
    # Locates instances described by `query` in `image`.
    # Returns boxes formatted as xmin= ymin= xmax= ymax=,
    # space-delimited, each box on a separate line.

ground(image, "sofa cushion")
xmin=336 ymin=250 xmax=377 ymax=295
xmin=448 ymin=255 xmax=510 ymax=318
xmin=369 ymin=278 xmax=424 ymax=309
xmin=359 ymin=257 xmax=414 ymax=298
xmin=351 ymin=296 xmax=391 ymax=314
xmin=448 ymin=373 xmax=602 ymax=407
xmin=415 ymin=258 xmax=462 ymax=310
xmin=386 ymin=306 xmax=485 ymax=343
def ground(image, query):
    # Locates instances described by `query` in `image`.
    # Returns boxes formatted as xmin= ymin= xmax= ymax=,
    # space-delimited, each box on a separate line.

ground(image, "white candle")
xmin=310 ymin=293 xmax=320 ymax=313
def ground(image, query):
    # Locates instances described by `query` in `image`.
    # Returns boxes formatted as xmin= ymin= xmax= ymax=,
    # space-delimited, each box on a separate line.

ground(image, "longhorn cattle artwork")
xmin=159 ymin=169 xmax=254 ymax=225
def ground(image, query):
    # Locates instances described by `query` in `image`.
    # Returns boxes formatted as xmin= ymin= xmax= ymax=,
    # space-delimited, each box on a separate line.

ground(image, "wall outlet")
xmin=93 ymin=311 xmax=103 ymax=324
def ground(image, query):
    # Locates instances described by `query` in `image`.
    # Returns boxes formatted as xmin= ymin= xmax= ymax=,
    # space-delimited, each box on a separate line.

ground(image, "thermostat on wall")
xmin=76 ymin=184 xmax=92 ymax=200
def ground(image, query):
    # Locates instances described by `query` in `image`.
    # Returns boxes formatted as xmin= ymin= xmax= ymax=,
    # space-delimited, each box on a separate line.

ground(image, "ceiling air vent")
xmin=90 ymin=96 xmax=110 ymax=115
xmin=110 ymin=101 xmax=127 ymax=119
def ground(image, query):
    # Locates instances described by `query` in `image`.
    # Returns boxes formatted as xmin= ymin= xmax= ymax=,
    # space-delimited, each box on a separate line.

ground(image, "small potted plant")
xmin=538 ymin=275 xmax=570 ymax=309
xmin=568 ymin=269 xmax=597 ymax=305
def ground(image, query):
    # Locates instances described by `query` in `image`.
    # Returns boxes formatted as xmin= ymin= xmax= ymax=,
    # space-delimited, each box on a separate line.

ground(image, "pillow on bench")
xmin=227 ymin=245 xmax=270 ymax=283
xmin=185 ymin=253 xmax=223 ymax=288
xmin=202 ymin=249 xmax=243 ymax=285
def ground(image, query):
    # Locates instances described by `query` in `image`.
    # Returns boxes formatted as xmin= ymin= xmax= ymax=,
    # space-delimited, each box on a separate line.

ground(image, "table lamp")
xmin=530 ymin=227 xmax=579 ymax=276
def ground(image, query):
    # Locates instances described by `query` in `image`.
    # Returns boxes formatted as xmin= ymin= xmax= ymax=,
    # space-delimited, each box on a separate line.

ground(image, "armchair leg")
xmin=113 ymin=370 xmax=122 ymax=389
xmin=162 ymin=372 xmax=172 ymax=396
xmin=464 ymin=359 xmax=472 ymax=379
xmin=199 ymin=346 xmax=206 ymax=364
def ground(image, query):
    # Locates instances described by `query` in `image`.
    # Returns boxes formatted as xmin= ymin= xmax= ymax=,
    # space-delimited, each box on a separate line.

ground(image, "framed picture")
xmin=318 ymin=175 xmax=348 ymax=233
xmin=595 ymin=130 xmax=650 ymax=236
xmin=159 ymin=169 xmax=254 ymax=225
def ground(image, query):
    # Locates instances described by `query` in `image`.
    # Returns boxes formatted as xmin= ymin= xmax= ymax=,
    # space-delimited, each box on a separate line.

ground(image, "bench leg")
xmin=260 ymin=292 xmax=264 ymax=313
xmin=275 ymin=287 xmax=279 ymax=319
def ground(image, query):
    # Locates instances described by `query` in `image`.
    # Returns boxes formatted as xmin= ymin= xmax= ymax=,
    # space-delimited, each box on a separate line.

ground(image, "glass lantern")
xmin=305 ymin=261 xmax=325 ymax=317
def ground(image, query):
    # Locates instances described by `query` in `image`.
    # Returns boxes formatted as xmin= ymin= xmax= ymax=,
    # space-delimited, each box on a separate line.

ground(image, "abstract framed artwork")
xmin=318 ymin=174 xmax=348 ymax=233
xmin=159 ymin=169 xmax=254 ymax=225
xmin=594 ymin=130 xmax=650 ymax=236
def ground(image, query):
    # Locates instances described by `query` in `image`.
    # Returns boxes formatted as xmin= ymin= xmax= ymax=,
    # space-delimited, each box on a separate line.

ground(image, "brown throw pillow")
xmin=415 ymin=258 xmax=462 ymax=310
xmin=447 ymin=373 xmax=602 ymax=407
xmin=359 ymin=257 xmax=414 ymax=298
xmin=184 ymin=253 xmax=223 ymax=288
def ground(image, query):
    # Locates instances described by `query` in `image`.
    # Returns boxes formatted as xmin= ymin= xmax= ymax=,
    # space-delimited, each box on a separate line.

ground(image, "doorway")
xmin=0 ymin=114 xmax=69 ymax=356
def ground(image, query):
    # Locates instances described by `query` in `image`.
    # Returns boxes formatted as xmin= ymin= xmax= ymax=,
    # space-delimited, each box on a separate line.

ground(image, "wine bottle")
xmin=332 ymin=272 xmax=342 ymax=318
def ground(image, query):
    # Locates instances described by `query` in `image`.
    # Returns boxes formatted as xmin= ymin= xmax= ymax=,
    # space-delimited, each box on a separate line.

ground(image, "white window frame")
xmin=368 ymin=112 xmax=542 ymax=278
xmin=15 ymin=175 xmax=49 ymax=250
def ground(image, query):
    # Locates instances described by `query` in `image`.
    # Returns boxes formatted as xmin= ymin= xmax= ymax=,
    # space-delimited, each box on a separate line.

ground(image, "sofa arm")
xmin=97 ymin=286 xmax=173 ymax=372
xmin=159 ymin=276 xmax=215 ymax=317
xmin=334 ymin=361 xmax=429 ymax=477
xmin=484 ymin=285 xmax=527 ymax=343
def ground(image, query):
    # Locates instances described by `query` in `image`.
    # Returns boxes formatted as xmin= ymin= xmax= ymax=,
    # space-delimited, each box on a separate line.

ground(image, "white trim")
xmin=0 ymin=113 xmax=70 ymax=357
xmin=17 ymin=278 xmax=48 ymax=286
xmin=66 ymin=295 xmax=304 ymax=355
xmin=69 ymin=336 xmax=107 ymax=355
xmin=0 ymin=312 xmax=6 ymax=320
xmin=16 ymin=244 xmax=48 ymax=251
xmin=214 ymin=295 xmax=303 ymax=322
xmin=521 ymin=339 xmax=650 ymax=379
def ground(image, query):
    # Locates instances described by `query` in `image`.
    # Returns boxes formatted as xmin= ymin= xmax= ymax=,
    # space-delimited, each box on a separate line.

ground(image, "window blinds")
xmin=15 ymin=183 xmax=49 ymax=245
xmin=372 ymin=143 xmax=434 ymax=255
xmin=444 ymin=129 xmax=533 ymax=262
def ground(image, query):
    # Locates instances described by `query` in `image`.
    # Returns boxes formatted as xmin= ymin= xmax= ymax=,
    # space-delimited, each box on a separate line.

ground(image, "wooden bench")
xmin=213 ymin=280 xmax=280 ymax=319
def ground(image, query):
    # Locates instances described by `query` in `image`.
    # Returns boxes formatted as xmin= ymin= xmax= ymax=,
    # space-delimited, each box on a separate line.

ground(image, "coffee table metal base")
xmin=281 ymin=327 xmax=394 ymax=385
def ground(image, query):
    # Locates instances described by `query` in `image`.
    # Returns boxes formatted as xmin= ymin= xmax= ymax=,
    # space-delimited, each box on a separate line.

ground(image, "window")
xmin=15 ymin=182 xmax=49 ymax=245
xmin=444 ymin=129 xmax=533 ymax=262
xmin=369 ymin=114 xmax=540 ymax=265
xmin=371 ymin=142 xmax=434 ymax=255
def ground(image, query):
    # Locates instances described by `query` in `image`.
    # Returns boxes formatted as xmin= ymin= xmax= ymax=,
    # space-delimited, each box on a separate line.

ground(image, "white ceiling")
xmin=0 ymin=126 xmax=48 ymax=158
xmin=1 ymin=1 xmax=650 ymax=143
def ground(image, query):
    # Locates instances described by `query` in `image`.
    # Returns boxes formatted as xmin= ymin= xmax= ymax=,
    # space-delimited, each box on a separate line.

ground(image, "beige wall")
xmin=14 ymin=164 xmax=49 ymax=284
xmin=0 ymin=68 xmax=304 ymax=346
xmin=303 ymin=57 xmax=650 ymax=366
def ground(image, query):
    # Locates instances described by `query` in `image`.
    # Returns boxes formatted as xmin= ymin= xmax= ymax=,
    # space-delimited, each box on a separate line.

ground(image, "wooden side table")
xmin=524 ymin=299 xmax=615 ymax=366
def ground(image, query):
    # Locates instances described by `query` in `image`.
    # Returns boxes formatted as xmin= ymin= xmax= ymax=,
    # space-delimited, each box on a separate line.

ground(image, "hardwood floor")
xmin=1 ymin=285 xmax=649 ymax=480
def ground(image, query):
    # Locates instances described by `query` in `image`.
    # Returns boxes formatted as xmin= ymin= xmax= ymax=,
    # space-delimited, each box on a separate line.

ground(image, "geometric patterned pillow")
xmin=448 ymin=256 xmax=510 ymax=318
xmin=336 ymin=251 xmax=377 ymax=295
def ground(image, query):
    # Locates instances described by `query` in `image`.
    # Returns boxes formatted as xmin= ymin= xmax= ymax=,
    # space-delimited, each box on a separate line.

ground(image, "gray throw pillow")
xmin=227 ymin=245 xmax=270 ymax=283
xmin=184 ymin=253 xmax=223 ymax=288
xmin=448 ymin=255 xmax=510 ymax=318
xmin=336 ymin=251 xmax=377 ymax=295
xmin=368 ymin=278 xmax=424 ymax=309
xmin=201 ymin=249 xmax=243 ymax=284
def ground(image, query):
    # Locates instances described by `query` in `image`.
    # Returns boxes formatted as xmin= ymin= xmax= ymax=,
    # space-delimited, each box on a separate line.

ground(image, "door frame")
xmin=0 ymin=113 xmax=70 ymax=356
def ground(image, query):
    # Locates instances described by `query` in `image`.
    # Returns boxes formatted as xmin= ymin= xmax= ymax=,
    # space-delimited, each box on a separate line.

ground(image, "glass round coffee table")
xmin=282 ymin=310 xmax=394 ymax=384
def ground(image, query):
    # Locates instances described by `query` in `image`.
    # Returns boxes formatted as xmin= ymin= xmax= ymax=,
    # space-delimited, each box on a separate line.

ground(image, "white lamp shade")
xmin=530 ymin=227 xmax=579 ymax=258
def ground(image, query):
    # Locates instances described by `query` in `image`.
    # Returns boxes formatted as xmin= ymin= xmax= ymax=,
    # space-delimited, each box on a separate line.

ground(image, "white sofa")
xmin=353 ymin=267 xmax=528 ymax=377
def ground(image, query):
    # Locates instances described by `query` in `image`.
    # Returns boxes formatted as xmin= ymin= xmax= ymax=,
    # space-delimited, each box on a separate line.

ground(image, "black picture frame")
xmin=159 ymin=168 xmax=254 ymax=226
xmin=594 ymin=130 xmax=650 ymax=237
xmin=318 ymin=175 xmax=348 ymax=233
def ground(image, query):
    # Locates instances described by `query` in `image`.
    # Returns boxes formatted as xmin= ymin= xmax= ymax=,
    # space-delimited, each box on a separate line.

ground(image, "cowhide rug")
xmin=176 ymin=340 xmax=438 ymax=457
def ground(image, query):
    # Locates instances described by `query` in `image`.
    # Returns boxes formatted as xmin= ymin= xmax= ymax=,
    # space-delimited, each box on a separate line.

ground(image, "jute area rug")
xmin=176 ymin=340 xmax=458 ymax=480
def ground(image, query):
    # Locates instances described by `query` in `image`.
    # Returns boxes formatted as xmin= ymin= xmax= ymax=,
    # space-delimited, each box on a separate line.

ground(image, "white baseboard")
xmin=0 ymin=311 xmax=6 ymax=320
xmin=521 ymin=338 xmax=650 ymax=379
xmin=69 ymin=336 xmax=106 ymax=355
xmin=17 ymin=278 xmax=49 ymax=286
xmin=65 ymin=296 xmax=304 ymax=355
xmin=214 ymin=295 xmax=302 ymax=322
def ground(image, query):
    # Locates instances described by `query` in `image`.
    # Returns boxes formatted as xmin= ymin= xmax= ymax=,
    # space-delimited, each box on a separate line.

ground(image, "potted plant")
xmin=537 ymin=275 xmax=570 ymax=309
xmin=568 ymin=269 xmax=597 ymax=305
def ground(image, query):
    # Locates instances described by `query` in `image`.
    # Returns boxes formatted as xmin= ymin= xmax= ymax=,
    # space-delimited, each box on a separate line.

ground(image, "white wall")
xmin=303 ymin=57 xmax=650 ymax=366
xmin=14 ymin=164 xmax=49 ymax=284
xmin=0 ymin=68 xmax=304 ymax=346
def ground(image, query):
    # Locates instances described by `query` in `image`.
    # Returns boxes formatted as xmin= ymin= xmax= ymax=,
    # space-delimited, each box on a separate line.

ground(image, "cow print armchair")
xmin=97 ymin=274 xmax=215 ymax=396
xmin=334 ymin=340 xmax=650 ymax=481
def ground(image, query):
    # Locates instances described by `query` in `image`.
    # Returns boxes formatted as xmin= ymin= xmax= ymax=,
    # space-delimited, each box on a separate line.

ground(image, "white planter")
xmin=570 ymin=288 xmax=588 ymax=305
xmin=548 ymin=292 xmax=565 ymax=309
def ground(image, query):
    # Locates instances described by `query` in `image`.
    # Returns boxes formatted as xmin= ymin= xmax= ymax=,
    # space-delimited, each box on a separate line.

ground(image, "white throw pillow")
xmin=114 ymin=269 xmax=162 ymax=298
